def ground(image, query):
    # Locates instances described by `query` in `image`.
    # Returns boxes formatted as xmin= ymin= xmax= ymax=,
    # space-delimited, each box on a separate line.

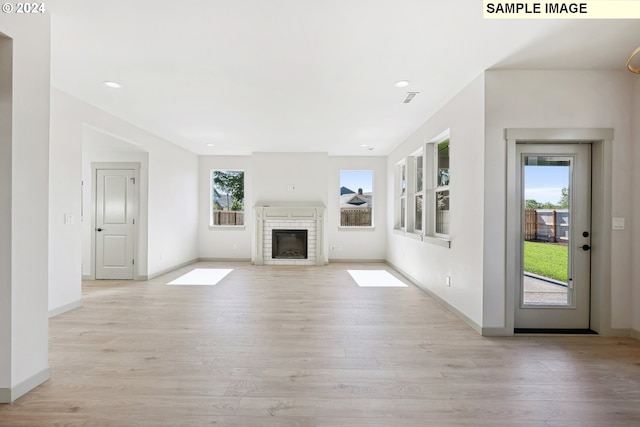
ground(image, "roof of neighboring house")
xmin=340 ymin=186 xmax=355 ymax=195
xmin=213 ymin=189 xmax=231 ymax=208
xmin=340 ymin=192 xmax=372 ymax=208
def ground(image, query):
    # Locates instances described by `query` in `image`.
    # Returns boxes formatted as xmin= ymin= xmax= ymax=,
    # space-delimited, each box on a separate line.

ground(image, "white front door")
xmin=95 ymin=169 xmax=136 ymax=280
xmin=515 ymin=144 xmax=592 ymax=330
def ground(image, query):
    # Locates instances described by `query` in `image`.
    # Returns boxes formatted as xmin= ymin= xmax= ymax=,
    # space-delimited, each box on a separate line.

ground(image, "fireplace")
xmin=272 ymin=229 xmax=308 ymax=259
xmin=253 ymin=205 xmax=325 ymax=266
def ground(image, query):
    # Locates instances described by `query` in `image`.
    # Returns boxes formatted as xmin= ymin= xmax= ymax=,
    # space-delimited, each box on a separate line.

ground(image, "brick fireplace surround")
xmin=253 ymin=205 xmax=325 ymax=266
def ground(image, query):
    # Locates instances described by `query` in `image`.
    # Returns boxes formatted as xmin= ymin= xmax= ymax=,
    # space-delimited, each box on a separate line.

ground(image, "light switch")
xmin=612 ymin=217 xmax=625 ymax=230
xmin=64 ymin=214 xmax=74 ymax=225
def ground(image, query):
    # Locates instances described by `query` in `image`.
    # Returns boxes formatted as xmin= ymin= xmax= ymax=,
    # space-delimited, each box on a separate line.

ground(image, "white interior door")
xmin=515 ymin=144 xmax=591 ymax=330
xmin=95 ymin=169 xmax=135 ymax=280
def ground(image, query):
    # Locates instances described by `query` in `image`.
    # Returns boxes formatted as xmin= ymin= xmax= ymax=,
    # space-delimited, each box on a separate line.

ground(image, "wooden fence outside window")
xmin=340 ymin=208 xmax=372 ymax=227
xmin=213 ymin=211 xmax=244 ymax=226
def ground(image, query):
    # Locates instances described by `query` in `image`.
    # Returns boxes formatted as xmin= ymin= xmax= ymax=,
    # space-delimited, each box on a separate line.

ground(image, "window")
xmin=395 ymin=162 xmax=407 ymax=230
xmin=339 ymin=170 xmax=373 ymax=227
xmin=413 ymin=152 xmax=424 ymax=232
xmin=435 ymin=139 xmax=450 ymax=236
xmin=394 ymin=131 xmax=450 ymax=246
xmin=211 ymin=170 xmax=245 ymax=226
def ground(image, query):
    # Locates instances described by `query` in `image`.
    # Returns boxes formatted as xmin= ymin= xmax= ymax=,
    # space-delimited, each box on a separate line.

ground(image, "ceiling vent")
xmin=402 ymin=92 xmax=419 ymax=104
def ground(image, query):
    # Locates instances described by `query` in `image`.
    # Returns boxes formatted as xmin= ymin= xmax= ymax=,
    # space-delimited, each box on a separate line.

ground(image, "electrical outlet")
xmin=330 ymin=245 xmax=336 ymax=251
xmin=446 ymin=276 xmax=451 ymax=287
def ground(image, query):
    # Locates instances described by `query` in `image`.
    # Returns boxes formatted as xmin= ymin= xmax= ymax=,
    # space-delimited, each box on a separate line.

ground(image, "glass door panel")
xmin=522 ymin=156 xmax=571 ymax=307
xmin=514 ymin=143 xmax=591 ymax=330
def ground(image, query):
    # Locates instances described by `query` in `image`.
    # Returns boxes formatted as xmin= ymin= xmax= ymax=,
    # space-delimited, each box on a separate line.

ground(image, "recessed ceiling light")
xmin=206 ymin=144 xmax=215 ymax=147
xmin=395 ymin=80 xmax=411 ymax=88
xmin=103 ymin=81 xmax=122 ymax=89
xmin=360 ymin=144 xmax=368 ymax=147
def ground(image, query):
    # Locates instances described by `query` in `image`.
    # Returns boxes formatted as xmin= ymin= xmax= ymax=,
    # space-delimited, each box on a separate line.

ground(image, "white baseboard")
xmin=328 ymin=259 xmax=386 ymax=263
xmin=0 ymin=367 xmax=50 ymax=403
xmin=608 ymin=327 xmax=640 ymax=340
xmin=605 ymin=327 xmax=630 ymax=337
xmin=198 ymin=258 xmax=252 ymax=263
xmin=386 ymin=261 xmax=485 ymax=336
xmin=49 ymin=299 xmax=83 ymax=318
xmin=82 ymin=274 xmax=92 ymax=280
xmin=482 ymin=327 xmax=513 ymax=337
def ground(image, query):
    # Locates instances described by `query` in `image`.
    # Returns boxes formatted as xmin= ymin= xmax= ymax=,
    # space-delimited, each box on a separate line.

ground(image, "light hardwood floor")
xmin=2 ymin=261 xmax=640 ymax=426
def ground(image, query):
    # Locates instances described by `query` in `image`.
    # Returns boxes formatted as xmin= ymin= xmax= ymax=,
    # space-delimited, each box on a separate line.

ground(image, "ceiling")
xmin=49 ymin=1 xmax=640 ymax=156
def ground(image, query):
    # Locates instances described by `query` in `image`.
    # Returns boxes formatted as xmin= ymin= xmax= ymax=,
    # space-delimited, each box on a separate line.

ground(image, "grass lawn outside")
xmin=523 ymin=241 xmax=568 ymax=283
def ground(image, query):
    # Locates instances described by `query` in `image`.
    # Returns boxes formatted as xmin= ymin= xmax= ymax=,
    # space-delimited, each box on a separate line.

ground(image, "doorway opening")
xmin=505 ymin=128 xmax=613 ymax=335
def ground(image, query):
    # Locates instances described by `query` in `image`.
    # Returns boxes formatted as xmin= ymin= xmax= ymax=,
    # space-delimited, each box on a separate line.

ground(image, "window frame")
xmin=394 ymin=160 xmax=407 ymax=231
xmin=338 ymin=170 xmax=375 ymax=229
xmin=412 ymin=149 xmax=425 ymax=234
xmin=210 ymin=169 xmax=246 ymax=229
xmin=434 ymin=139 xmax=450 ymax=238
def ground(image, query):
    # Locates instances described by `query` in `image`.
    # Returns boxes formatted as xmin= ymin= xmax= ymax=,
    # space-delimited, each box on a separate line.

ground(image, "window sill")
xmin=392 ymin=229 xmax=422 ymax=240
xmin=338 ymin=226 xmax=375 ymax=231
xmin=209 ymin=225 xmax=246 ymax=231
xmin=423 ymin=235 xmax=451 ymax=248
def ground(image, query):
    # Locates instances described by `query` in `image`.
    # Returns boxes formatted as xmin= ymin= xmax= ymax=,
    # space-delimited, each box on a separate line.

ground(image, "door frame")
xmin=514 ymin=143 xmax=591 ymax=328
xmin=505 ymin=128 xmax=614 ymax=335
xmin=90 ymin=162 xmax=140 ymax=280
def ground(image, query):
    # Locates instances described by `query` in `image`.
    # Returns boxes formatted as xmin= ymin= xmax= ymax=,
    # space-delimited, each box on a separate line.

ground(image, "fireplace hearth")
xmin=272 ymin=229 xmax=308 ymax=259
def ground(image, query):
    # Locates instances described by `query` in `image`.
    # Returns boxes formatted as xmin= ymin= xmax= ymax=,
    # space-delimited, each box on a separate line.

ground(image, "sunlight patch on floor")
xmin=347 ymin=270 xmax=408 ymax=287
xmin=168 ymin=268 xmax=233 ymax=286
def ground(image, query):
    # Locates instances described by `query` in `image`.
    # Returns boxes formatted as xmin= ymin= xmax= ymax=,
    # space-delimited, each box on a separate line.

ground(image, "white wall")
xmin=0 ymin=13 xmax=51 ymax=400
xmin=0 ymin=31 xmax=12 ymax=397
xmin=484 ymin=70 xmax=635 ymax=331
xmin=50 ymin=88 xmax=198 ymax=302
xmin=146 ymin=147 xmax=199 ymax=276
xmin=386 ymin=75 xmax=486 ymax=328
xmin=198 ymin=156 xmax=253 ymax=260
xmin=252 ymin=152 xmax=329 ymax=205
xmin=328 ymin=156 xmax=387 ymax=261
xmin=198 ymin=153 xmax=387 ymax=262
xmin=81 ymin=127 xmax=150 ymax=278
xmin=48 ymin=97 xmax=83 ymax=313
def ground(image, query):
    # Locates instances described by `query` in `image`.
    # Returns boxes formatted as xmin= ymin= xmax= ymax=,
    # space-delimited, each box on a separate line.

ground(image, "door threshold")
xmin=514 ymin=328 xmax=597 ymax=335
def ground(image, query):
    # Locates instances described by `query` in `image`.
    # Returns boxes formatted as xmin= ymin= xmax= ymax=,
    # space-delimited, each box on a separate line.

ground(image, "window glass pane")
xmin=401 ymin=164 xmax=406 ymax=195
xmin=436 ymin=190 xmax=449 ymax=235
xmin=340 ymin=170 xmax=373 ymax=227
xmin=437 ymin=140 xmax=450 ymax=187
xmin=415 ymin=155 xmax=423 ymax=192
xmin=400 ymin=198 xmax=406 ymax=229
xmin=415 ymin=194 xmax=423 ymax=231
xmin=212 ymin=170 xmax=244 ymax=226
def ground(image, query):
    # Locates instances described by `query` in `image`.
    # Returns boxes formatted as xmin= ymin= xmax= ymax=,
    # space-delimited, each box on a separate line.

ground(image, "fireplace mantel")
xmin=253 ymin=205 xmax=325 ymax=266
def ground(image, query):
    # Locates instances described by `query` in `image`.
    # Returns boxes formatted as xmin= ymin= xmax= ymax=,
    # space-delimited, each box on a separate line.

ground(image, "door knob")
xmin=581 ymin=244 xmax=591 ymax=251
xmin=96 ymin=228 xmax=104 ymax=232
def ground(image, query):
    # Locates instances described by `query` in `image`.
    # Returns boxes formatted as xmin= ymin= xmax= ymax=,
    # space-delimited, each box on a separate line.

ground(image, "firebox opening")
xmin=272 ymin=229 xmax=308 ymax=259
